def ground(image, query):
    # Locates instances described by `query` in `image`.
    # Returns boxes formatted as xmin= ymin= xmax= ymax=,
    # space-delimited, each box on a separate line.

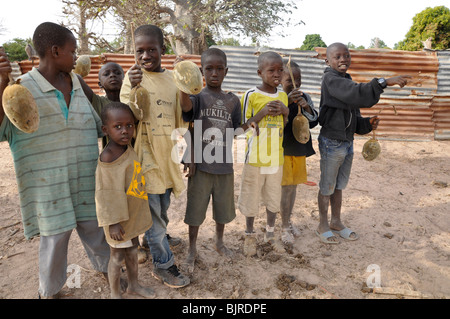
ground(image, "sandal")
xmin=332 ymin=227 xmax=359 ymax=241
xmin=281 ymin=229 xmax=294 ymax=245
xmin=315 ymin=230 xmax=339 ymax=244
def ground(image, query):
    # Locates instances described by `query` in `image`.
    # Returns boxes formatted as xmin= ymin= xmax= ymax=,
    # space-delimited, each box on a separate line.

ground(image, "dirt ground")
xmin=0 ymin=135 xmax=449 ymax=300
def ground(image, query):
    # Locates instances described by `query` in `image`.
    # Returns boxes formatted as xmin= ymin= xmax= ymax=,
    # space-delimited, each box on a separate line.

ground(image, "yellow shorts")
xmin=282 ymin=155 xmax=307 ymax=186
xmin=238 ymin=164 xmax=283 ymax=217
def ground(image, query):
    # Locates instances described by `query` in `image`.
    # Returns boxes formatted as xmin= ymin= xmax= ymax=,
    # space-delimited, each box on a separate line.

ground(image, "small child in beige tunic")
xmin=95 ymin=102 xmax=154 ymax=299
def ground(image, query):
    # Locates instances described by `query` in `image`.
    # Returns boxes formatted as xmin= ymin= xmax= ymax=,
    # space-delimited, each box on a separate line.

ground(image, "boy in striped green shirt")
xmin=0 ymin=22 xmax=110 ymax=298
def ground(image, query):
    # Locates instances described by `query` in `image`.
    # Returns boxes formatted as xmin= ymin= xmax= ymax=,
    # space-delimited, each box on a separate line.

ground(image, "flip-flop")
xmin=304 ymin=181 xmax=317 ymax=186
xmin=315 ymin=230 xmax=339 ymax=244
xmin=332 ymin=227 xmax=359 ymax=241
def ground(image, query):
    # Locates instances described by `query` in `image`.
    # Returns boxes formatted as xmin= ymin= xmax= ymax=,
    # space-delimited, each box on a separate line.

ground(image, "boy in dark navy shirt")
xmin=316 ymin=42 xmax=410 ymax=244
xmin=280 ymin=60 xmax=318 ymax=245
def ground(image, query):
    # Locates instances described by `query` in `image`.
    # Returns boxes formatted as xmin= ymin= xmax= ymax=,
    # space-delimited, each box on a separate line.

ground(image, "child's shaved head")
xmin=326 ymin=42 xmax=348 ymax=59
xmin=101 ymin=102 xmax=134 ymax=125
xmin=201 ymin=48 xmax=227 ymax=67
xmin=134 ymin=24 xmax=164 ymax=49
xmin=258 ymin=51 xmax=282 ymax=69
xmin=33 ymin=22 xmax=74 ymax=58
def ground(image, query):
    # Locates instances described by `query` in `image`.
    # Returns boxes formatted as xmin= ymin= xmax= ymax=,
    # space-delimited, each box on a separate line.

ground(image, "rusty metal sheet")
xmin=315 ymin=47 xmax=440 ymax=96
xmin=100 ymin=53 xmax=201 ymax=71
xmin=315 ymin=47 xmax=443 ymax=140
xmin=360 ymin=96 xmax=435 ymax=138
xmin=19 ymin=54 xmax=202 ymax=95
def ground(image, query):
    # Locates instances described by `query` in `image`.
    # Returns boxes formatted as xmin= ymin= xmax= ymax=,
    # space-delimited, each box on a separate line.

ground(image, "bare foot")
xmin=281 ymin=228 xmax=294 ymax=245
xmin=264 ymin=232 xmax=285 ymax=253
xmin=290 ymin=223 xmax=301 ymax=238
xmin=102 ymin=272 xmax=128 ymax=292
xmin=127 ymin=285 xmax=156 ymax=299
xmin=38 ymin=291 xmax=62 ymax=299
xmin=214 ymin=242 xmax=233 ymax=258
xmin=183 ymin=251 xmax=197 ymax=273
xmin=110 ymin=293 xmax=123 ymax=299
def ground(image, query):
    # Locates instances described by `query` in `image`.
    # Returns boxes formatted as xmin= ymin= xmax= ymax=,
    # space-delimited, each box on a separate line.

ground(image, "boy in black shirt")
xmin=316 ymin=42 xmax=410 ymax=244
xmin=280 ymin=60 xmax=318 ymax=245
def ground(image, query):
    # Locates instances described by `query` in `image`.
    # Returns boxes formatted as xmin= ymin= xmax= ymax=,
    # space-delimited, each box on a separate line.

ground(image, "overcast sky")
xmin=0 ymin=0 xmax=448 ymax=49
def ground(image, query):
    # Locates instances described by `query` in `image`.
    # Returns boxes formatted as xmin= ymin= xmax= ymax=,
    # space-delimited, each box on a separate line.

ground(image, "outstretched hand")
xmin=0 ymin=48 xmax=12 ymax=123
xmin=386 ymin=75 xmax=411 ymax=88
xmin=0 ymin=48 xmax=12 ymax=83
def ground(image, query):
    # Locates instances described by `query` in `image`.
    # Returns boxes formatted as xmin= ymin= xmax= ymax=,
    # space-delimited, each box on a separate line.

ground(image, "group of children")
xmin=0 ymin=21 xmax=410 ymax=299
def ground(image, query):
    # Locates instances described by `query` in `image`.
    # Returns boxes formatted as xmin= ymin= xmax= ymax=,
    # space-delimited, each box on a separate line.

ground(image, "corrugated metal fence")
xmin=214 ymin=45 xmax=450 ymax=141
xmin=18 ymin=53 xmax=202 ymax=95
xmin=17 ymin=47 xmax=450 ymax=140
xmin=437 ymin=51 xmax=450 ymax=95
xmin=213 ymin=45 xmax=326 ymax=108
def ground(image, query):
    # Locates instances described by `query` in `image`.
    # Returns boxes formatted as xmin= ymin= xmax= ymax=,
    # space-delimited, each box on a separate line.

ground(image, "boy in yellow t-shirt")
xmin=238 ymin=51 xmax=289 ymax=256
xmin=120 ymin=24 xmax=189 ymax=288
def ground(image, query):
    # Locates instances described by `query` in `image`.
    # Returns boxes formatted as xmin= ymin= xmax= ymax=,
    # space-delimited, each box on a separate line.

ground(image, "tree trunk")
xmin=78 ymin=4 xmax=90 ymax=54
xmin=172 ymin=0 xmax=206 ymax=55
xmin=124 ymin=23 xmax=133 ymax=54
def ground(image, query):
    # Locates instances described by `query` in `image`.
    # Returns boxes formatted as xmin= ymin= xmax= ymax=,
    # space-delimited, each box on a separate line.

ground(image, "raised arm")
xmin=386 ymin=75 xmax=411 ymax=88
xmin=0 ymin=49 xmax=12 ymax=124
xmin=325 ymin=75 xmax=383 ymax=108
xmin=179 ymin=91 xmax=193 ymax=113
xmin=76 ymin=74 xmax=94 ymax=102
xmin=128 ymin=64 xmax=143 ymax=89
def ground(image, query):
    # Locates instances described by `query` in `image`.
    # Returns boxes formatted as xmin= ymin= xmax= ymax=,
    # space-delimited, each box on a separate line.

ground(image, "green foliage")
xmin=2 ymin=38 xmax=30 ymax=62
xmin=215 ymin=0 xmax=298 ymax=41
xmin=299 ymin=34 xmax=326 ymax=51
xmin=216 ymin=38 xmax=241 ymax=46
xmin=396 ymin=6 xmax=450 ymax=51
xmin=347 ymin=42 xmax=365 ymax=50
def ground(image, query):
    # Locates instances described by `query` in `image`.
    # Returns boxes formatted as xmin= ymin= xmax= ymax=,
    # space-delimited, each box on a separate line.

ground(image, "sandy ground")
xmin=0 ymin=135 xmax=449 ymax=300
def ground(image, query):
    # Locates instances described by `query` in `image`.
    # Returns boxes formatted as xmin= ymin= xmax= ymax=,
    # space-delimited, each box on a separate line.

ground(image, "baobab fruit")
xmin=2 ymin=78 xmax=39 ymax=133
xmin=73 ymin=55 xmax=91 ymax=77
xmin=173 ymin=60 xmax=203 ymax=95
xmin=362 ymin=135 xmax=381 ymax=161
xmin=292 ymin=105 xmax=310 ymax=144
xmin=129 ymin=85 xmax=149 ymax=121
